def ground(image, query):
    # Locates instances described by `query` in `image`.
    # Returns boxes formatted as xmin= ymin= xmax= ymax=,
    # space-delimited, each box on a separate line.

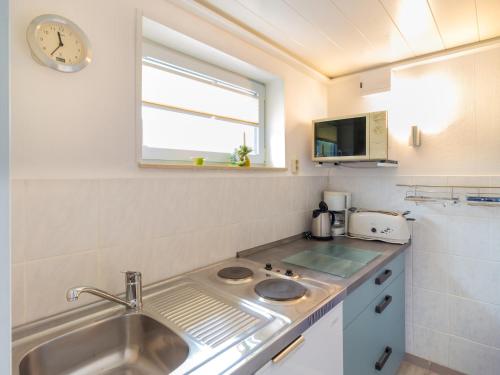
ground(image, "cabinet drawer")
xmin=343 ymin=252 xmax=405 ymax=329
xmin=344 ymin=272 xmax=405 ymax=375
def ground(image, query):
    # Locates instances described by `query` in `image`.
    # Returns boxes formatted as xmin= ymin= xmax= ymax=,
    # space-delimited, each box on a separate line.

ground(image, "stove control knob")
xmin=265 ymin=263 xmax=272 ymax=271
xmin=285 ymin=269 xmax=293 ymax=277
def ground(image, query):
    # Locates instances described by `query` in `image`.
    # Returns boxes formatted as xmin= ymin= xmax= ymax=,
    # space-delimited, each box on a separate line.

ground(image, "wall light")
xmin=410 ymin=125 xmax=421 ymax=147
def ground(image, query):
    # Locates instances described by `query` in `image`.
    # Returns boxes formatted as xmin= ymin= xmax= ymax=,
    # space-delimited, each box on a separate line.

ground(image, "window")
xmin=141 ymin=41 xmax=266 ymax=164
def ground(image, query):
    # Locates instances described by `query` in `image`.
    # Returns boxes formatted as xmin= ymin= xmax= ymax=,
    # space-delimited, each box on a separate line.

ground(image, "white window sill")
xmin=138 ymin=160 xmax=287 ymax=171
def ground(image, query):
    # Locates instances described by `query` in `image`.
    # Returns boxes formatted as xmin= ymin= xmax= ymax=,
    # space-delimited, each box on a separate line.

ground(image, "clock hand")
xmin=50 ymin=44 xmax=61 ymax=56
xmin=57 ymin=31 xmax=63 ymax=47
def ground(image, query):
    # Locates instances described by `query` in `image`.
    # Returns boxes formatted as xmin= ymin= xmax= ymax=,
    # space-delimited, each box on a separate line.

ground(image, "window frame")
xmin=140 ymin=40 xmax=266 ymax=164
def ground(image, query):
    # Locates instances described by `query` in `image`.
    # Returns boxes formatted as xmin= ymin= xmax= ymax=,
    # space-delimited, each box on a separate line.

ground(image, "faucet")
xmin=66 ymin=271 xmax=143 ymax=311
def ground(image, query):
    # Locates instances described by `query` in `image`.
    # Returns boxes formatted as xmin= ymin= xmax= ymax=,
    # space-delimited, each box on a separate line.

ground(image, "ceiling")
xmin=197 ymin=0 xmax=500 ymax=78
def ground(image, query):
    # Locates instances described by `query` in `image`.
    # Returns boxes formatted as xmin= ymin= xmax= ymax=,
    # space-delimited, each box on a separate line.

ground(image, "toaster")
xmin=348 ymin=210 xmax=410 ymax=244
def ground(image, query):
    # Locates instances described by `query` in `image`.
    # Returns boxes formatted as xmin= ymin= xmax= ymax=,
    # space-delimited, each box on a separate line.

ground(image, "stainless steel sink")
xmin=18 ymin=313 xmax=189 ymax=375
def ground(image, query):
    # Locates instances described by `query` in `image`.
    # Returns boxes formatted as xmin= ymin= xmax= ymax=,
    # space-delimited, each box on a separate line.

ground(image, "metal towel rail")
xmin=397 ymin=184 xmax=500 ymax=207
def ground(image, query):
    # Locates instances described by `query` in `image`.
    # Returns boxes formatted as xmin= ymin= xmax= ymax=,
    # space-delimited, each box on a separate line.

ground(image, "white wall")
xmin=11 ymin=0 xmax=327 ymax=179
xmin=10 ymin=0 xmax=329 ymax=325
xmin=0 ymin=0 xmax=11 ymax=370
xmin=328 ymin=47 xmax=500 ymax=374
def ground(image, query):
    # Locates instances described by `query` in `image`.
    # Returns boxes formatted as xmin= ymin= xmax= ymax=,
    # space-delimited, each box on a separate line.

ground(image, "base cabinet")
xmin=343 ymin=253 xmax=406 ymax=375
xmin=255 ymin=302 xmax=343 ymax=375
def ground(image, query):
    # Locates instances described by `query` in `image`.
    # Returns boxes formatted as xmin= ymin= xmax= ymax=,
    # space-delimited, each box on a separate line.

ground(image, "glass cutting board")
xmin=283 ymin=243 xmax=381 ymax=278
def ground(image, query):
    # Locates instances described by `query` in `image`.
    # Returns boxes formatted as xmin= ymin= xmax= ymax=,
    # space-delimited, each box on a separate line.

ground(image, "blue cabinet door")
xmin=344 ymin=269 xmax=405 ymax=375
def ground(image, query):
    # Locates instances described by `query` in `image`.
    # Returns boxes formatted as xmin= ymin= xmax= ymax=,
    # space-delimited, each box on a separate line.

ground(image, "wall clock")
xmin=26 ymin=14 xmax=92 ymax=73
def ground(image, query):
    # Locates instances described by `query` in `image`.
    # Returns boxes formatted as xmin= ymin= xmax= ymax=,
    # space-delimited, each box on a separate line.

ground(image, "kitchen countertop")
xmin=239 ymin=235 xmax=410 ymax=297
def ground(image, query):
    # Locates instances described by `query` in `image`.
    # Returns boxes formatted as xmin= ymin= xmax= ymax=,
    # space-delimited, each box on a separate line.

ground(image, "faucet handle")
xmin=123 ymin=271 xmax=142 ymax=310
xmin=121 ymin=270 xmax=142 ymax=283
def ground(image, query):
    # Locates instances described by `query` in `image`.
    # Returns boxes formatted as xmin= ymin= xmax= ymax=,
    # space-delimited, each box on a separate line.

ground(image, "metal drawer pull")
xmin=375 ymin=269 xmax=392 ymax=285
xmin=375 ymin=346 xmax=392 ymax=371
xmin=272 ymin=335 xmax=305 ymax=363
xmin=375 ymin=295 xmax=392 ymax=314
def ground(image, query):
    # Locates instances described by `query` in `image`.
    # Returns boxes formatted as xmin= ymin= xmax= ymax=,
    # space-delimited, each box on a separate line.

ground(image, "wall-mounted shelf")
xmin=397 ymin=184 xmax=500 ymax=207
xmin=316 ymin=160 xmax=398 ymax=168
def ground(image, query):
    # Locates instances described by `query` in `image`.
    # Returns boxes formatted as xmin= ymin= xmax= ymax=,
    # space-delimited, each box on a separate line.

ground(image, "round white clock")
xmin=26 ymin=14 xmax=92 ymax=73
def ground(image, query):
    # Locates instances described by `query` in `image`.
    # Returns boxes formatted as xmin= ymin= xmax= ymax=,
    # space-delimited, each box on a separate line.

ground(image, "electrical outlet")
xmin=291 ymin=159 xmax=299 ymax=174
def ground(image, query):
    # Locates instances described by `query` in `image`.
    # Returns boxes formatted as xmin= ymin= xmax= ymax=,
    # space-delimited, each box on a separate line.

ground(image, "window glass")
xmin=140 ymin=51 xmax=266 ymax=164
xmin=142 ymin=105 xmax=258 ymax=154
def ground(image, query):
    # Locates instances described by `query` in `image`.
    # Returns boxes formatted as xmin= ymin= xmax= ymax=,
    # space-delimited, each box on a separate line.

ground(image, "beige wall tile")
xmin=25 ymin=251 xmax=99 ymax=322
xmin=448 ymin=216 xmax=490 ymax=259
xmin=24 ymin=180 xmax=99 ymax=261
xmin=488 ymin=218 xmax=500 ymax=262
xmin=11 ymin=180 xmax=25 ymax=264
xmin=99 ymin=179 xmax=150 ymax=248
xmin=98 ymin=240 xmax=156 ymax=294
xmin=449 ymin=296 xmax=499 ymax=348
xmin=413 ymin=325 xmax=449 ymax=367
xmin=413 ymin=251 xmax=450 ymax=292
xmin=413 ymin=288 xmax=449 ymax=333
xmin=449 ymin=336 xmax=497 ymax=375
xmin=448 ymin=257 xmax=500 ymax=305
xmin=12 ymin=263 xmax=25 ymax=327
xmin=412 ymin=214 xmax=449 ymax=253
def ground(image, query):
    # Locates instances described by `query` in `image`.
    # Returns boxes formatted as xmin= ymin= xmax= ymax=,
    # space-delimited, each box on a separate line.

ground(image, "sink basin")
xmin=19 ymin=313 xmax=189 ymax=375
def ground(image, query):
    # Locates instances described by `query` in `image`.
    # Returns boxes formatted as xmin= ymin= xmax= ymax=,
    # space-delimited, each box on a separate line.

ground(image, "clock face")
xmin=36 ymin=23 xmax=85 ymax=65
xmin=27 ymin=15 xmax=92 ymax=73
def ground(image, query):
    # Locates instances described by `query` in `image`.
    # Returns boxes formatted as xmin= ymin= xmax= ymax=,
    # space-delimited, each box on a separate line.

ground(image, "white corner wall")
xmin=328 ymin=47 xmax=500 ymax=374
xmin=0 ymin=0 xmax=11 ymax=371
xmin=10 ymin=0 xmax=329 ymax=326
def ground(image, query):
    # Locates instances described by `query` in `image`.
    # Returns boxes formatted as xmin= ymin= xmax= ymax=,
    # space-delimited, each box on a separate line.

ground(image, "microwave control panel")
xmin=368 ymin=111 xmax=388 ymax=160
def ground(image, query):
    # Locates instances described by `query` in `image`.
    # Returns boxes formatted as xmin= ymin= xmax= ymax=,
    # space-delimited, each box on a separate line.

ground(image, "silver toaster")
xmin=348 ymin=210 xmax=411 ymax=244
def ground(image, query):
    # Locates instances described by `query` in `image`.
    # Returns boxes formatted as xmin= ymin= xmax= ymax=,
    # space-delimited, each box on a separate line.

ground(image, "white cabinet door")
xmin=255 ymin=302 xmax=343 ymax=375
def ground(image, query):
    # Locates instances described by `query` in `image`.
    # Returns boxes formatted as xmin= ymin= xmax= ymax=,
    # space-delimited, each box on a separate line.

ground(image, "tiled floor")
xmin=398 ymin=361 xmax=440 ymax=375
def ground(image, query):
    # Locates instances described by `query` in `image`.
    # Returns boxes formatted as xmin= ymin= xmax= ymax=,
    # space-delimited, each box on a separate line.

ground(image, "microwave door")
xmin=314 ymin=116 xmax=369 ymax=161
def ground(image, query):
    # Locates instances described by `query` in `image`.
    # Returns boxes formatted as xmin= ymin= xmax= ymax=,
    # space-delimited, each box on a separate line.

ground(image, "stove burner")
xmin=217 ymin=267 xmax=254 ymax=280
xmin=254 ymin=279 xmax=307 ymax=301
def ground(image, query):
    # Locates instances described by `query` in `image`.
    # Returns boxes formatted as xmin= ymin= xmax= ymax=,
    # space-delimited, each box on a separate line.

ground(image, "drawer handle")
xmin=375 ymin=295 xmax=392 ymax=314
xmin=375 ymin=346 xmax=392 ymax=371
xmin=272 ymin=335 xmax=305 ymax=363
xmin=375 ymin=269 xmax=392 ymax=285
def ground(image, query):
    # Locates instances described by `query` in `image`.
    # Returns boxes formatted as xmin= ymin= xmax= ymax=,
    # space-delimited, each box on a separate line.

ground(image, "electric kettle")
xmin=311 ymin=201 xmax=334 ymax=240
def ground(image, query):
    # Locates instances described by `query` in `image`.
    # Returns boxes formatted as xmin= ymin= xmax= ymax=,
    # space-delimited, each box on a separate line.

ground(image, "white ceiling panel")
xmin=198 ymin=0 xmax=500 ymax=78
xmin=205 ymin=0 xmax=306 ymax=50
xmin=428 ymin=0 xmax=478 ymax=48
xmin=235 ymin=0 xmax=340 ymax=53
xmin=204 ymin=0 xmax=335 ymax=73
xmin=332 ymin=0 xmax=413 ymax=61
xmin=284 ymin=0 xmax=371 ymax=52
xmin=283 ymin=0 xmax=381 ymax=75
xmin=476 ymin=0 xmax=500 ymax=40
xmin=380 ymin=0 xmax=444 ymax=55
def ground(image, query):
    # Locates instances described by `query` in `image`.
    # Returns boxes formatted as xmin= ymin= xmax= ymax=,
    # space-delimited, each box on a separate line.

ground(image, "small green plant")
xmin=230 ymin=133 xmax=252 ymax=167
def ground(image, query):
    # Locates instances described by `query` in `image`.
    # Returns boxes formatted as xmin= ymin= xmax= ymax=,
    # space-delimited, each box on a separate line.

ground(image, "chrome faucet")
xmin=66 ymin=271 xmax=143 ymax=311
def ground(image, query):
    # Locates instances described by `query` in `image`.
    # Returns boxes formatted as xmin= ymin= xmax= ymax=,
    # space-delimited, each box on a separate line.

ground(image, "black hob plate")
xmin=217 ymin=266 xmax=254 ymax=280
xmin=254 ymin=278 xmax=307 ymax=301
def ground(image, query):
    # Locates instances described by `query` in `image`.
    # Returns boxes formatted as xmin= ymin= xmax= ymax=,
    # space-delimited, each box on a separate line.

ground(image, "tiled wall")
xmin=12 ymin=175 xmax=328 ymax=326
xmin=329 ymin=175 xmax=500 ymax=375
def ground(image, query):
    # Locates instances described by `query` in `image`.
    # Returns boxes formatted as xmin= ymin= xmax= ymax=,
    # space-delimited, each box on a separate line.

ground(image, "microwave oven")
xmin=312 ymin=111 xmax=388 ymax=162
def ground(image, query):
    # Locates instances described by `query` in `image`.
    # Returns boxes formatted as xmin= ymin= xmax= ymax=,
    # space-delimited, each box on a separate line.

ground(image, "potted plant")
xmin=230 ymin=133 xmax=252 ymax=167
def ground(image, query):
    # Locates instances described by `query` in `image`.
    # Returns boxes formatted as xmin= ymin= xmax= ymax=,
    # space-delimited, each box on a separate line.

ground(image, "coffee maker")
xmin=323 ymin=191 xmax=352 ymax=236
